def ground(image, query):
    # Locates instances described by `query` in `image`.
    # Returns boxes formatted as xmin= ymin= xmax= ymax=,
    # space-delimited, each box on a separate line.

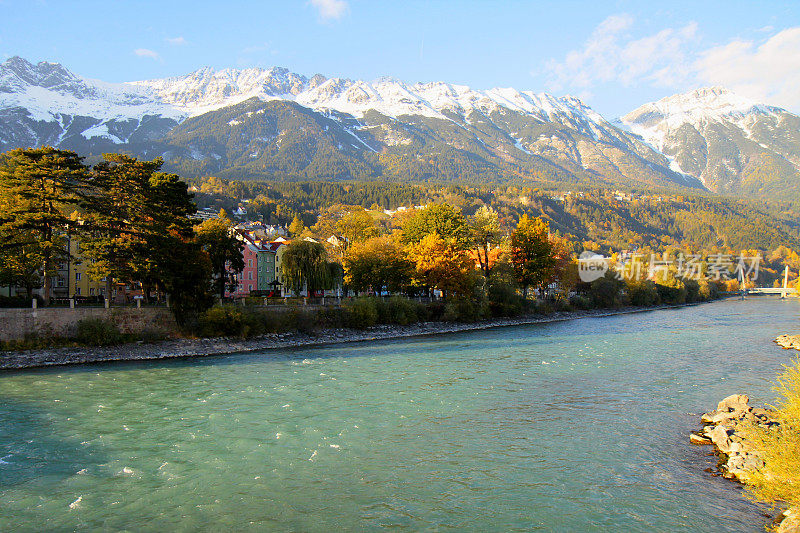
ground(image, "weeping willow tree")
xmin=281 ymin=240 xmax=341 ymax=296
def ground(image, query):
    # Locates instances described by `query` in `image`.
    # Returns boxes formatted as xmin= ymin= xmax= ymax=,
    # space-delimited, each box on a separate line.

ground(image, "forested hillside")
xmin=192 ymin=177 xmax=800 ymax=254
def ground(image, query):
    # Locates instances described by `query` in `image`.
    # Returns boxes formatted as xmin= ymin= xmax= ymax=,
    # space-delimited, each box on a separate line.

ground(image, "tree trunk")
xmin=42 ymin=248 xmax=51 ymax=306
xmin=481 ymin=243 xmax=490 ymax=278
xmin=105 ymin=276 xmax=112 ymax=304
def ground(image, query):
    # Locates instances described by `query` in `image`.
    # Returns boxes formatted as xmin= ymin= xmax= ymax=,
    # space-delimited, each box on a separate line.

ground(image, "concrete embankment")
xmin=0 ymin=306 xmax=176 ymax=342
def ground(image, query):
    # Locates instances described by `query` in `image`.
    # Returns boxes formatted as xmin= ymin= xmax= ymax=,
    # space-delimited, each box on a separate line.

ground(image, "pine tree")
xmin=81 ymin=154 xmax=197 ymax=303
xmin=0 ymin=147 xmax=92 ymax=304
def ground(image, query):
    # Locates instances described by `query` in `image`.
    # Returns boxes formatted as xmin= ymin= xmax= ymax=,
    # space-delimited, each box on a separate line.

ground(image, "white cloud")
xmin=545 ymin=14 xmax=698 ymax=92
xmin=544 ymin=15 xmax=800 ymax=112
xmin=166 ymin=36 xmax=187 ymax=46
xmin=309 ymin=0 xmax=348 ymax=21
xmin=134 ymin=48 xmax=160 ymax=60
xmin=695 ymin=28 xmax=800 ymax=110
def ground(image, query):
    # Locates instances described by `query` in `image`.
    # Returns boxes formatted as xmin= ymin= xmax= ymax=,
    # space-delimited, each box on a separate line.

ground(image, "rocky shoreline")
xmin=691 ymin=394 xmax=773 ymax=482
xmin=776 ymin=334 xmax=800 ymax=351
xmin=0 ymin=304 xmax=691 ymax=371
xmin=690 ymin=335 xmax=800 ymax=533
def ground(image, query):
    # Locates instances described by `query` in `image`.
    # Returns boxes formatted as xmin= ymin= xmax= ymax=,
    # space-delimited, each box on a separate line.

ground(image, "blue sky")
xmin=2 ymin=0 xmax=799 ymax=116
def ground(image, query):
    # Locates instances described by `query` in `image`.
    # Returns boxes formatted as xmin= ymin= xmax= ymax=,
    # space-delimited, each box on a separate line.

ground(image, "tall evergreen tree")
xmin=81 ymin=154 xmax=197 ymax=302
xmin=0 ymin=147 xmax=91 ymax=304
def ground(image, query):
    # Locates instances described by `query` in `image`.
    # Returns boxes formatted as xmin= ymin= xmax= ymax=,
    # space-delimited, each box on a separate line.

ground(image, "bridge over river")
xmin=745 ymin=287 xmax=797 ymax=297
xmin=743 ymin=266 xmax=796 ymax=298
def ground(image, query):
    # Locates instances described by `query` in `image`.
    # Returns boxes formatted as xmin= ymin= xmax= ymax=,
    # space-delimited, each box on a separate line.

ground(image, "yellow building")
xmin=67 ymin=239 xmax=104 ymax=300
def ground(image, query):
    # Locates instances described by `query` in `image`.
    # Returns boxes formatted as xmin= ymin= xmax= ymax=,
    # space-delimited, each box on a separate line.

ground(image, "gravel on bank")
xmin=0 ymin=304 xmax=695 ymax=371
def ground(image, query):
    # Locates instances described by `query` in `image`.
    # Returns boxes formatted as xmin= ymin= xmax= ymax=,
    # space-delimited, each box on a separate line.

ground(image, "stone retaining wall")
xmin=0 ymin=307 xmax=177 ymax=341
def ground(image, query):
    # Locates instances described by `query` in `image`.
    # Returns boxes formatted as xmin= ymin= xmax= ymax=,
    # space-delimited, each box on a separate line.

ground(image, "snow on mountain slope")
xmin=621 ymin=87 xmax=783 ymax=152
xmin=133 ymin=64 xmax=619 ymax=134
xmin=622 ymin=87 xmax=800 ymax=197
xmin=2 ymin=55 xmax=623 ymax=148
xmin=0 ymin=56 xmax=182 ymax=123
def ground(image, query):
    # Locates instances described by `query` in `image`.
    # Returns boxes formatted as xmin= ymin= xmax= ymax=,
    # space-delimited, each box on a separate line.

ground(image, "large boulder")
xmin=717 ymin=394 xmax=750 ymax=413
xmin=709 ymin=424 xmax=733 ymax=453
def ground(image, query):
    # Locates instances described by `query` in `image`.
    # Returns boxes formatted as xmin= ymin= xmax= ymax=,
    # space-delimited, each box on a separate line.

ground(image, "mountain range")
xmin=1 ymin=56 xmax=798 ymax=204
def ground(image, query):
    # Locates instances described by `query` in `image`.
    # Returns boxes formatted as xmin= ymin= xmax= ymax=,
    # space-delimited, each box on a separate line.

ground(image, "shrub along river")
xmin=0 ymin=298 xmax=797 ymax=531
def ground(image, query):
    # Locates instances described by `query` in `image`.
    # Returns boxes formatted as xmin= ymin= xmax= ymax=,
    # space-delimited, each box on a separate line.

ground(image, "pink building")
xmin=226 ymin=233 xmax=260 ymax=298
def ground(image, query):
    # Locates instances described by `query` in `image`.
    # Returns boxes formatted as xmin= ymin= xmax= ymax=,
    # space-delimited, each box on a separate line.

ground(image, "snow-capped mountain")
xmin=0 ymin=56 xmax=699 ymax=190
xmin=623 ymin=87 xmax=800 ymax=199
xmin=133 ymin=63 xmax=631 ymax=140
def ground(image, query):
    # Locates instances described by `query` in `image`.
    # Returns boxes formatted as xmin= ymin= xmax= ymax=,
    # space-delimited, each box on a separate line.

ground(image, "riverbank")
xmin=0 ymin=303 xmax=698 ymax=371
xmin=776 ymin=334 xmax=800 ymax=351
xmin=692 ymin=335 xmax=800 ymax=533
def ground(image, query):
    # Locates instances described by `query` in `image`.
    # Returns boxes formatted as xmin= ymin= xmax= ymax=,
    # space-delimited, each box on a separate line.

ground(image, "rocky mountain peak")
xmin=0 ymin=56 xmax=84 ymax=94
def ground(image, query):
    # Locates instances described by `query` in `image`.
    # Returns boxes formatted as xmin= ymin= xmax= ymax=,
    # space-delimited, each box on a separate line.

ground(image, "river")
xmin=1 ymin=298 xmax=797 ymax=531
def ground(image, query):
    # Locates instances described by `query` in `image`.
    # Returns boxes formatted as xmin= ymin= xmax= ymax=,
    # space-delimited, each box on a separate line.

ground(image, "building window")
xmin=76 ymin=287 xmax=82 ymax=296
xmin=248 ymin=259 xmax=253 ymax=267
xmin=75 ymin=272 xmax=82 ymax=281
xmin=248 ymin=271 xmax=253 ymax=280
xmin=57 ymin=277 xmax=65 ymax=288
xmin=249 ymin=284 xmax=253 ymax=291
xmin=90 ymin=288 xmax=95 ymax=296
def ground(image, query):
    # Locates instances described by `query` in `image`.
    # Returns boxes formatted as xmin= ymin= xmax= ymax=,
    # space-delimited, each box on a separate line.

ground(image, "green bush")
xmin=569 ymin=294 xmax=592 ymax=310
xmin=283 ymin=309 xmax=317 ymax=333
xmin=376 ymin=296 xmax=427 ymax=325
xmin=682 ymin=278 xmax=700 ymax=303
xmin=588 ymin=272 xmax=627 ymax=308
xmin=345 ymin=298 xmax=378 ymax=329
xmin=442 ymin=299 xmax=485 ymax=322
xmin=655 ymin=277 xmax=686 ymax=305
xmin=697 ymin=278 xmax=720 ymax=301
xmin=198 ymin=305 xmax=246 ymax=337
xmin=316 ymin=307 xmax=348 ymax=329
xmin=486 ymin=282 xmax=524 ymax=317
xmin=534 ymin=300 xmax=555 ymax=315
xmin=75 ymin=318 xmax=124 ymax=346
xmin=627 ymin=279 xmax=661 ymax=307
xmin=552 ymin=298 xmax=573 ymax=312
xmin=137 ymin=329 xmax=168 ymax=344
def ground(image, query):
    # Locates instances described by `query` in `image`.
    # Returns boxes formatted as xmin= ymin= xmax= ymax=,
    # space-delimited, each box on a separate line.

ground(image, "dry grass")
xmin=744 ymin=358 xmax=800 ymax=509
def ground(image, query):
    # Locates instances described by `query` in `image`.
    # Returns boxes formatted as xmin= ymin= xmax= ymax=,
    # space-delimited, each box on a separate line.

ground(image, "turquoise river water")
xmin=1 ymin=298 xmax=799 ymax=531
